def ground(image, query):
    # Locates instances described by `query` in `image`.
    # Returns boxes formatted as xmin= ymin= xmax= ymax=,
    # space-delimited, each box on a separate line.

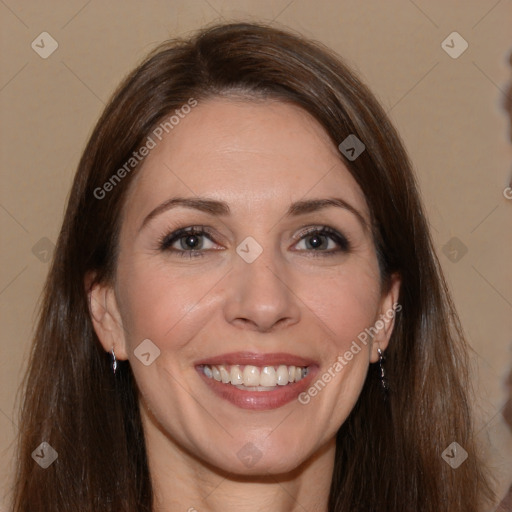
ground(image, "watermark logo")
xmin=236 ymin=236 xmax=263 ymax=263
xmin=31 ymin=32 xmax=58 ymax=59
xmin=442 ymin=236 xmax=468 ymax=263
xmin=94 ymin=98 xmax=198 ymax=200
xmin=441 ymin=32 xmax=468 ymax=59
xmin=298 ymin=302 xmax=401 ymax=405
xmin=237 ymin=442 xmax=263 ymax=468
xmin=441 ymin=441 xmax=468 ymax=469
xmin=31 ymin=441 xmax=58 ymax=468
xmin=338 ymin=134 xmax=365 ymax=161
xmin=134 ymin=338 xmax=161 ymax=366
xmin=31 ymin=237 xmax=55 ymax=263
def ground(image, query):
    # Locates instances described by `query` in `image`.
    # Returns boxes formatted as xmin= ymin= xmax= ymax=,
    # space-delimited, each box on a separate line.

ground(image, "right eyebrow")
xmin=139 ymin=197 xmax=230 ymax=233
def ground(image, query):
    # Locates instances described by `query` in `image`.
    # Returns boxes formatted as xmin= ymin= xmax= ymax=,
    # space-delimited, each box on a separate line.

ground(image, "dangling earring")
xmin=377 ymin=347 xmax=388 ymax=392
xmin=111 ymin=347 xmax=117 ymax=375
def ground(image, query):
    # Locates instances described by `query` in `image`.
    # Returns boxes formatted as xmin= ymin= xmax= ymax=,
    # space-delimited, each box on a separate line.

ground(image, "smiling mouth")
xmin=198 ymin=363 xmax=309 ymax=390
xmin=194 ymin=351 xmax=318 ymax=409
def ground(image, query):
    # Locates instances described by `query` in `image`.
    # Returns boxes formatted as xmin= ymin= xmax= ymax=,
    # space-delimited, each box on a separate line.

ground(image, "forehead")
xmin=123 ymin=98 xmax=369 ymax=224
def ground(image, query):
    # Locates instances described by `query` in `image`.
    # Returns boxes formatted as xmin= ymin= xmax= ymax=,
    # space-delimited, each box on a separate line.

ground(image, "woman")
xmin=12 ymin=21 xmax=495 ymax=511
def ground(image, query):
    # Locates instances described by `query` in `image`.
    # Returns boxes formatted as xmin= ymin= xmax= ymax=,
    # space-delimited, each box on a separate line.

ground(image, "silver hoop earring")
xmin=377 ymin=347 xmax=388 ymax=392
xmin=111 ymin=347 xmax=117 ymax=375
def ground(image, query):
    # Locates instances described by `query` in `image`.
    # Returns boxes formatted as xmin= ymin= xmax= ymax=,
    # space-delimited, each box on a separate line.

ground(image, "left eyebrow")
xmin=286 ymin=197 xmax=369 ymax=232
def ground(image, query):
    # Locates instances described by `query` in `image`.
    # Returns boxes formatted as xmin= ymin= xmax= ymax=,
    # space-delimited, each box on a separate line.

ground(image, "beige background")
xmin=1 ymin=1 xmax=511 ymax=509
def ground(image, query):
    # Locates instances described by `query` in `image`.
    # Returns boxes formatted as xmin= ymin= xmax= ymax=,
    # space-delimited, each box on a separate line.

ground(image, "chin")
xmin=206 ymin=438 xmax=312 ymax=476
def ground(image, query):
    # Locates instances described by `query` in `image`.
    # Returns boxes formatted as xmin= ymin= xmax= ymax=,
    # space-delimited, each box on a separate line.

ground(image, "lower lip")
xmin=196 ymin=366 xmax=318 ymax=410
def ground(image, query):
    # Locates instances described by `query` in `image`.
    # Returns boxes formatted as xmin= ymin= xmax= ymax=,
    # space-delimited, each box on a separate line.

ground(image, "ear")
xmin=85 ymin=271 xmax=128 ymax=360
xmin=369 ymin=272 xmax=401 ymax=363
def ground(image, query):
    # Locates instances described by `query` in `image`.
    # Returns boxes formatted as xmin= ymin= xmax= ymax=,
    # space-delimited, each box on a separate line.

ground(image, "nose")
xmin=223 ymin=243 xmax=301 ymax=333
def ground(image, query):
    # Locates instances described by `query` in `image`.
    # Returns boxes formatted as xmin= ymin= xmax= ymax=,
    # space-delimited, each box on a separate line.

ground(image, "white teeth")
xmin=230 ymin=365 xmax=243 ymax=385
xmin=234 ymin=385 xmax=276 ymax=391
xmin=212 ymin=366 xmax=221 ymax=382
xmin=260 ymin=366 xmax=276 ymax=387
xmin=219 ymin=365 xmax=230 ymax=383
xmin=243 ymin=365 xmax=260 ymax=386
xmin=276 ymin=365 xmax=289 ymax=385
xmin=201 ymin=363 xmax=309 ymax=388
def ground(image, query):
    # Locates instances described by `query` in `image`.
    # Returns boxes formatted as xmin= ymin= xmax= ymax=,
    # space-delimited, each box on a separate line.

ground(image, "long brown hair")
xmin=11 ymin=21 xmax=495 ymax=511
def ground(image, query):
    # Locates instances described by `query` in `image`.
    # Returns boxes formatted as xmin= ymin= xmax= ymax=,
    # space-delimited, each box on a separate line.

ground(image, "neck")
xmin=140 ymin=406 xmax=336 ymax=512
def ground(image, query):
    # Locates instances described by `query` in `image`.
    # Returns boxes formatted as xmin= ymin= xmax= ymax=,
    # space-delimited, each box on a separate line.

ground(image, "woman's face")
xmin=90 ymin=97 xmax=399 ymax=475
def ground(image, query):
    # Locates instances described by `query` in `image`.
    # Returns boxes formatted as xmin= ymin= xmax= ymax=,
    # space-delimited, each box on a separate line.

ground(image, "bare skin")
xmin=88 ymin=98 xmax=400 ymax=511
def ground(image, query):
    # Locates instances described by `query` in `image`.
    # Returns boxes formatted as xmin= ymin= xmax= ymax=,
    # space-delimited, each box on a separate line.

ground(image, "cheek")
xmin=290 ymin=267 xmax=380 ymax=443
xmin=115 ymin=261 xmax=218 ymax=424
xmin=116 ymin=258 xmax=224 ymax=357
xmin=302 ymin=264 xmax=382 ymax=348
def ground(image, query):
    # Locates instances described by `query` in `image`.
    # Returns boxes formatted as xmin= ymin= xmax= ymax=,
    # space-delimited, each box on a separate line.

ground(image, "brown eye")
xmin=159 ymin=226 xmax=218 ymax=257
xmin=293 ymin=226 xmax=350 ymax=255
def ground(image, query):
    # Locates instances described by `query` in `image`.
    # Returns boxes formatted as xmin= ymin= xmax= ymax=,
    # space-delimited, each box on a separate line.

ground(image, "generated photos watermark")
xmin=93 ymin=98 xmax=198 ymax=200
xmin=298 ymin=302 xmax=402 ymax=405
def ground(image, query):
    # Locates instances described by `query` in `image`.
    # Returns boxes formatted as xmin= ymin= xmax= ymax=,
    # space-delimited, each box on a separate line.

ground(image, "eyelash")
xmin=157 ymin=225 xmax=350 ymax=258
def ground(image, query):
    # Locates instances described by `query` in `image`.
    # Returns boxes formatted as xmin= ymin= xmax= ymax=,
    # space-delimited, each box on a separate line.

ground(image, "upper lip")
xmin=194 ymin=351 xmax=317 ymax=367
